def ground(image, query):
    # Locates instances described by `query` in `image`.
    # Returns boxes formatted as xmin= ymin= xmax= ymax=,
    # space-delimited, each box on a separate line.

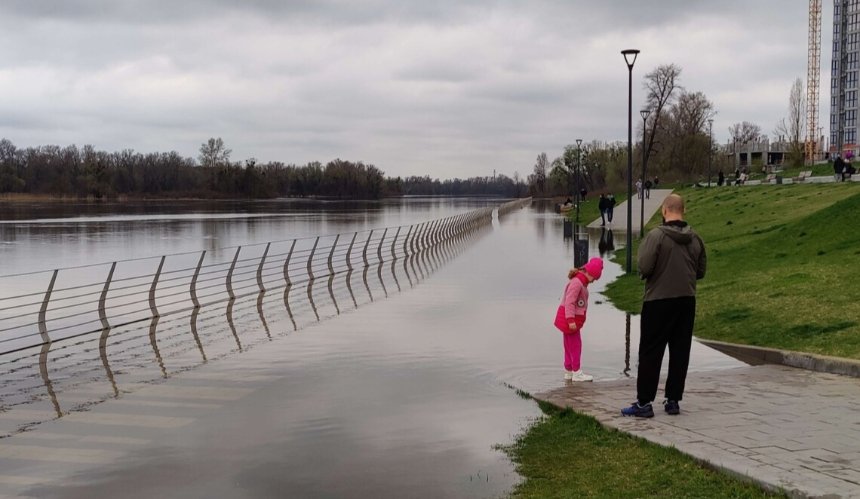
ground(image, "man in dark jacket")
xmin=598 ymin=194 xmax=609 ymax=226
xmin=622 ymin=194 xmax=707 ymax=418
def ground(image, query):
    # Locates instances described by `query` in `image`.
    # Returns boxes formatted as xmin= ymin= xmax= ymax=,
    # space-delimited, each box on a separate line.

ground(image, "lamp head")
xmin=639 ymin=108 xmax=650 ymax=120
xmin=576 ymin=139 xmax=583 ymax=147
xmin=621 ymin=49 xmax=640 ymax=69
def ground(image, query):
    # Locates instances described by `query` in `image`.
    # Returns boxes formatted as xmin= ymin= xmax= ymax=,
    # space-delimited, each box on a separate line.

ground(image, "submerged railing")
xmin=0 ymin=199 xmax=531 ymax=355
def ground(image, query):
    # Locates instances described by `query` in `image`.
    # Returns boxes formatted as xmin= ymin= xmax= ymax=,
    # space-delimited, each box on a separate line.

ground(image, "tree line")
xmin=0 ymin=137 xmax=527 ymax=200
xmin=527 ymin=63 xmax=805 ymax=197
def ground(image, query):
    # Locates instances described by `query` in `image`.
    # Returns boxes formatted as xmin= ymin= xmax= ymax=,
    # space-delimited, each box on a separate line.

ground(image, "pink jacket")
xmin=559 ymin=272 xmax=589 ymax=324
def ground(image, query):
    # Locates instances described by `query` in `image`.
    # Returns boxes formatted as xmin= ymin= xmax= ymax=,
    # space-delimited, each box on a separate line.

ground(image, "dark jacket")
xmin=638 ymin=221 xmax=706 ymax=302
xmin=598 ymin=196 xmax=609 ymax=211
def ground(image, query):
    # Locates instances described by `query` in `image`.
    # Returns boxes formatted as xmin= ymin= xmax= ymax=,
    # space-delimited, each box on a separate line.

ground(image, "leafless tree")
xmin=728 ymin=121 xmax=762 ymax=145
xmin=198 ymin=137 xmax=232 ymax=168
xmin=773 ymin=78 xmax=806 ymax=166
xmin=642 ymin=64 xmax=683 ymax=162
xmin=532 ymin=152 xmax=548 ymax=194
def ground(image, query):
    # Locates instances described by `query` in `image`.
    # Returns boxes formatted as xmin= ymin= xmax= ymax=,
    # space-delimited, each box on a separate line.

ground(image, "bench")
xmin=764 ymin=174 xmax=776 ymax=183
xmin=794 ymin=170 xmax=813 ymax=182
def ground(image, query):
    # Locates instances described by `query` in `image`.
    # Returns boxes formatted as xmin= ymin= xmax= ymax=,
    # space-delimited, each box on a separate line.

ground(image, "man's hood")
xmin=658 ymin=222 xmax=693 ymax=245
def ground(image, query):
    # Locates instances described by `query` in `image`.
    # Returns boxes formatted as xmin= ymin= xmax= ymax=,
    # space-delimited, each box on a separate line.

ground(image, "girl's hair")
xmin=568 ymin=267 xmax=583 ymax=280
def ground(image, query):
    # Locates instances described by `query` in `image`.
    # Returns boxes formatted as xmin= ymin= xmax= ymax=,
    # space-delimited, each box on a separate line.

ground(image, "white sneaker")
xmin=570 ymin=370 xmax=593 ymax=382
xmin=564 ymin=370 xmax=574 ymax=380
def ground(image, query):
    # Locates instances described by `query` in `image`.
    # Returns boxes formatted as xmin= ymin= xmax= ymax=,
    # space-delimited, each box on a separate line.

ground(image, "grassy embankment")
xmin=504 ymin=399 xmax=782 ymax=498
xmin=605 ymin=182 xmax=860 ymax=359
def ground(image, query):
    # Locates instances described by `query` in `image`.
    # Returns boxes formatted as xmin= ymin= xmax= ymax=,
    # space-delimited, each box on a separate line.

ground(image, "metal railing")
xmin=0 ymin=203 xmax=529 ymax=355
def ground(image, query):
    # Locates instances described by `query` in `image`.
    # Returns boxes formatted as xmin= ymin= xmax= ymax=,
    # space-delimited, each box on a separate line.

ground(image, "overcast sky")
xmin=0 ymin=1 xmax=830 ymax=179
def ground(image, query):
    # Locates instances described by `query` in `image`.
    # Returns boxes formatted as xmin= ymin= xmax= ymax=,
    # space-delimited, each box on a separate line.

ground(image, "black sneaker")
xmin=664 ymin=399 xmax=680 ymax=415
xmin=620 ymin=402 xmax=654 ymax=418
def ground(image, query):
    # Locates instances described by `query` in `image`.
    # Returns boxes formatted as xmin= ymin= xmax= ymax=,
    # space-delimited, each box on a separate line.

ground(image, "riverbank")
xmin=604 ymin=182 xmax=860 ymax=359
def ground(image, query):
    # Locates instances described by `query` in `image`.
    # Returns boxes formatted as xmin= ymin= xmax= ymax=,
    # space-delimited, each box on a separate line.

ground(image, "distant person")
xmin=553 ymin=258 xmax=604 ymax=382
xmin=844 ymin=161 xmax=854 ymax=182
xmin=653 ymin=176 xmax=660 ymax=187
xmin=644 ymin=179 xmax=653 ymax=199
xmin=598 ymin=194 xmax=609 ymax=226
xmin=607 ymin=194 xmax=616 ymax=223
xmin=848 ymin=162 xmax=857 ymax=180
xmin=834 ymin=155 xmax=845 ymax=182
xmin=580 ymin=187 xmax=587 ymax=200
xmin=622 ymin=194 xmax=707 ymax=418
xmin=635 ymin=179 xmax=643 ymax=199
xmin=717 ymin=170 xmax=725 ymax=186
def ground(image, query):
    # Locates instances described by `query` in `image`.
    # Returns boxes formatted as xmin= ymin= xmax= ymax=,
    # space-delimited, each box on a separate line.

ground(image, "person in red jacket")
xmin=553 ymin=257 xmax=604 ymax=381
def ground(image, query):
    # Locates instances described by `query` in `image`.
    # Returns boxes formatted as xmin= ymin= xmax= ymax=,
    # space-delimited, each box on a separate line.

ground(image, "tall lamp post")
xmin=575 ymin=138 xmax=583 ymax=224
xmin=622 ymin=49 xmax=640 ymax=274
xmin=639 ymin=108 xmax=650 ymax=238
xmin=707 ymin=118 xmax=713 ymax=187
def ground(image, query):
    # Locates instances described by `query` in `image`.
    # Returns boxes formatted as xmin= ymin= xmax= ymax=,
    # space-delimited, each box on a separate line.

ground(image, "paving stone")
xmin=534 ymin=364 xmax=860 ymax=498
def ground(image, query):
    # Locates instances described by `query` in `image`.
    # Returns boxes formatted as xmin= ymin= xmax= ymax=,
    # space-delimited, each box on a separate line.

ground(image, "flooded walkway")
xmin=0 ymin=202 xmax=742 ymax=498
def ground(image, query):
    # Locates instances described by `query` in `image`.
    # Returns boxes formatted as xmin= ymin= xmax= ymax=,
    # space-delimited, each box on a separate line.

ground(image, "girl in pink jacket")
xmin=553 ymin=257 xmax=603 ymax=381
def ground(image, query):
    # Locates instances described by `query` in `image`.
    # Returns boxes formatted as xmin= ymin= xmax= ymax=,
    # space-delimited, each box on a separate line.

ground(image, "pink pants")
xmin=554 ymin=305 xmax=584 ymax=371
xmin=563 ymin=331 xmax=582 ymax=372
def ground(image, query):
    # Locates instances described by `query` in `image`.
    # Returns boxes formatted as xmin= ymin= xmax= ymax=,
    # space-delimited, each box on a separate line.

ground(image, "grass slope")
xmin=504 ymin=402 xmax=781 ymax=498
xmin=604 ymin=183 xmax=860 ymax=358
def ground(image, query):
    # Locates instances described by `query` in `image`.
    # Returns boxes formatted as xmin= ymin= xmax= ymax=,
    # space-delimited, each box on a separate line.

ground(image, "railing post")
xmin=227 ymin=246 xmax=241 ymax=300
xmin=38 ymin=269 xmax=58 ymax=342
xmin=390 ymin=227 xmax=401 ymax=260
xmin=411 ymin=222 xmax=423 ymax=254
xmin=99 ymin=262 xmax=117 ymax=330
xmin=284 ymin=240 xmax=296 ymax=286
xmin=402 ymin=225 xmax=413 ymax=256
xmin=346 ymin=232 xmax=358 ymax=271
xmin=377 ymin=228 xmax=388 ymax=263
xmin=149 ymin=257 xmax=165 ymax=318
xmin=363 ymin=230 xmax=374 ymax=266
xmin=307 ymin=237 xmax=320 ymax=281
xmin=257 ymin=242 xmax=270 ymax=292
xmin=327 ymin=234 xmax=340 ymax=276
xmin=190 ymin=251 xmax=206 ymax=308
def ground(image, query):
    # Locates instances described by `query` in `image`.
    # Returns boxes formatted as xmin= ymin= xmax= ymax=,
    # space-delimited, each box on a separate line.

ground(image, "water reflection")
xmin=598 ymin=228 xmax=615 ymax=257
xmin=0 ymin=222 xmax=483 ymax=438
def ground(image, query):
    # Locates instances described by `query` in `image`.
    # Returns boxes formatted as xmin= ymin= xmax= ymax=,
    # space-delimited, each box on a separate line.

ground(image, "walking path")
xmin=587 ymin=189 xmax=673 ymax=232
xmin=534 ymin=364 xmax=860 ymax=498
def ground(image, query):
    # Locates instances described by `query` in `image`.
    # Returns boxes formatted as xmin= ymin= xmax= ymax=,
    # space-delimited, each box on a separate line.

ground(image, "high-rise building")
xmin=831 ymin=0 xmax=860 ymax=158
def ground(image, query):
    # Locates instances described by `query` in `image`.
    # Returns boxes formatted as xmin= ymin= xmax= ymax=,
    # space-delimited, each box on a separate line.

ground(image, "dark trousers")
xmin=607 ymin=208 xmax=614 ymax=222
xmin=600 ymin=209 xmax=606 ymax=225
xmin=636 ymin=296 xmax=696 ymax=404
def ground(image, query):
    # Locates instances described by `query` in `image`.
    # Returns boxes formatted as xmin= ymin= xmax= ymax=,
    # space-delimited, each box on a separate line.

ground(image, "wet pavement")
xmin=536 ymin=366 xmax=860 ymax=498
xmin=0 ymin=201 xmax=744 ymax=498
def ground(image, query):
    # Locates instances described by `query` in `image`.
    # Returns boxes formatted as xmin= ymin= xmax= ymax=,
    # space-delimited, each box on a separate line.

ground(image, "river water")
xmin=0 ymin=198 xmax=743 ymax=498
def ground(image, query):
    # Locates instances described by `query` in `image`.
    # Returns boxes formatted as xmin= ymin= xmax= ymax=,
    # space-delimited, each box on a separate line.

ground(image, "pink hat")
xmin=584 ymin=257 xmax=603 ymax=281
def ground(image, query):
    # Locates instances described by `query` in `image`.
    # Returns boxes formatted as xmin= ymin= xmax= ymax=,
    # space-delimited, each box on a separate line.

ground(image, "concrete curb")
xmin=697 ymin=338 xmax=860 ymax=378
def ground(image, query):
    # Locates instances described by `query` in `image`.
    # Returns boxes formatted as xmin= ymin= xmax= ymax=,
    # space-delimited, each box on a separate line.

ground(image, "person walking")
xmin=598 ymin=194 xmax=609 ymax=226
xmin=606 ymin=193 xmax=616 ymax=224
xmin=834 ymin=155 xmax=845 ymax=182
xmin=553 ymin=258 xmax=604 ymax=382
xmin=635 ymin=179 xmax=643 ymax=199
xmin=644 ymin=179 xmax=652 ymax=199
xmin=621 ymin=194 xmax=707 ymax=418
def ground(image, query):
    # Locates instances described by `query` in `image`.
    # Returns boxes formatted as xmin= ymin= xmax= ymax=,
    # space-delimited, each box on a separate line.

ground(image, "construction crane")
xmin=806 ymin=0 xmax=822 ymax=163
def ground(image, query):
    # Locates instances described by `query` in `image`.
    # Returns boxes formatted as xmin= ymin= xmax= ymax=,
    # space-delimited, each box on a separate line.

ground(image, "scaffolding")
xmin=806 ymin=0 xmax=822 ymax=162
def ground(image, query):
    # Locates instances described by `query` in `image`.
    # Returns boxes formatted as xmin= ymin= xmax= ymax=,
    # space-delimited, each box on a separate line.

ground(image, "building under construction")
xmin=831 ymin=0 xmax=858 ymax=158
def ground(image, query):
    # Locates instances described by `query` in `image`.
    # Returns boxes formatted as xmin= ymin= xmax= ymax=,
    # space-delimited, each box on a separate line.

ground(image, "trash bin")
xmin=563 ymin=220 xmax=572 ymax=238
xmin=776 ymin=175 xmax=783 ymax=184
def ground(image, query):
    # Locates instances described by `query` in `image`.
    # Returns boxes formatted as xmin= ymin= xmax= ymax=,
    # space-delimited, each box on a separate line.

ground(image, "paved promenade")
xmin=587 ymin=188 xmax=673 ymax=232
xmin=535 ymin=364 xmax=860 ymax=498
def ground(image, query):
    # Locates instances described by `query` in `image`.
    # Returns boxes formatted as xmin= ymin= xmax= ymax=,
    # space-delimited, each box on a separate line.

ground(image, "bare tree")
xmin=773 ymin=78 xmax=806 ymax=166
xmin=532 ymin=152 xmax=548 ymax=194
xmin=198 ymin=137 xmax=232 ymax=168
xmin=728 ymin=122 xmax=761 ymax=145
xmin=643 ymin=64 xmax=683 ymax=162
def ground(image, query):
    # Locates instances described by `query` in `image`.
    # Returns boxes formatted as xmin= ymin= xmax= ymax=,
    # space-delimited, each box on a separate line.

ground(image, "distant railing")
xmin=0 ymin=200 xmax=530 ymax=355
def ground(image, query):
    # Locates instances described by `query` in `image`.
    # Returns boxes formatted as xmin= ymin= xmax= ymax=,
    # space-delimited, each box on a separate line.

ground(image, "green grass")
xmin=604 ymin=183 xmax=860 ymax=358
xmin=503 ymin=401 xmax=782 ymax=498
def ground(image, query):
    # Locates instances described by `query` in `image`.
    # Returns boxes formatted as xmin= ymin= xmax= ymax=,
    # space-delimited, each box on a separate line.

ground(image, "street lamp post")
xmin=622 ymin=49 xmax=640 ymax=274
xmin=575 ymin=138 xmax=583 ymax=225
xmin=639 ymin=108 xmax=650 ymax=238
xmin=708 ymin=118 xmax=713 ymax=187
